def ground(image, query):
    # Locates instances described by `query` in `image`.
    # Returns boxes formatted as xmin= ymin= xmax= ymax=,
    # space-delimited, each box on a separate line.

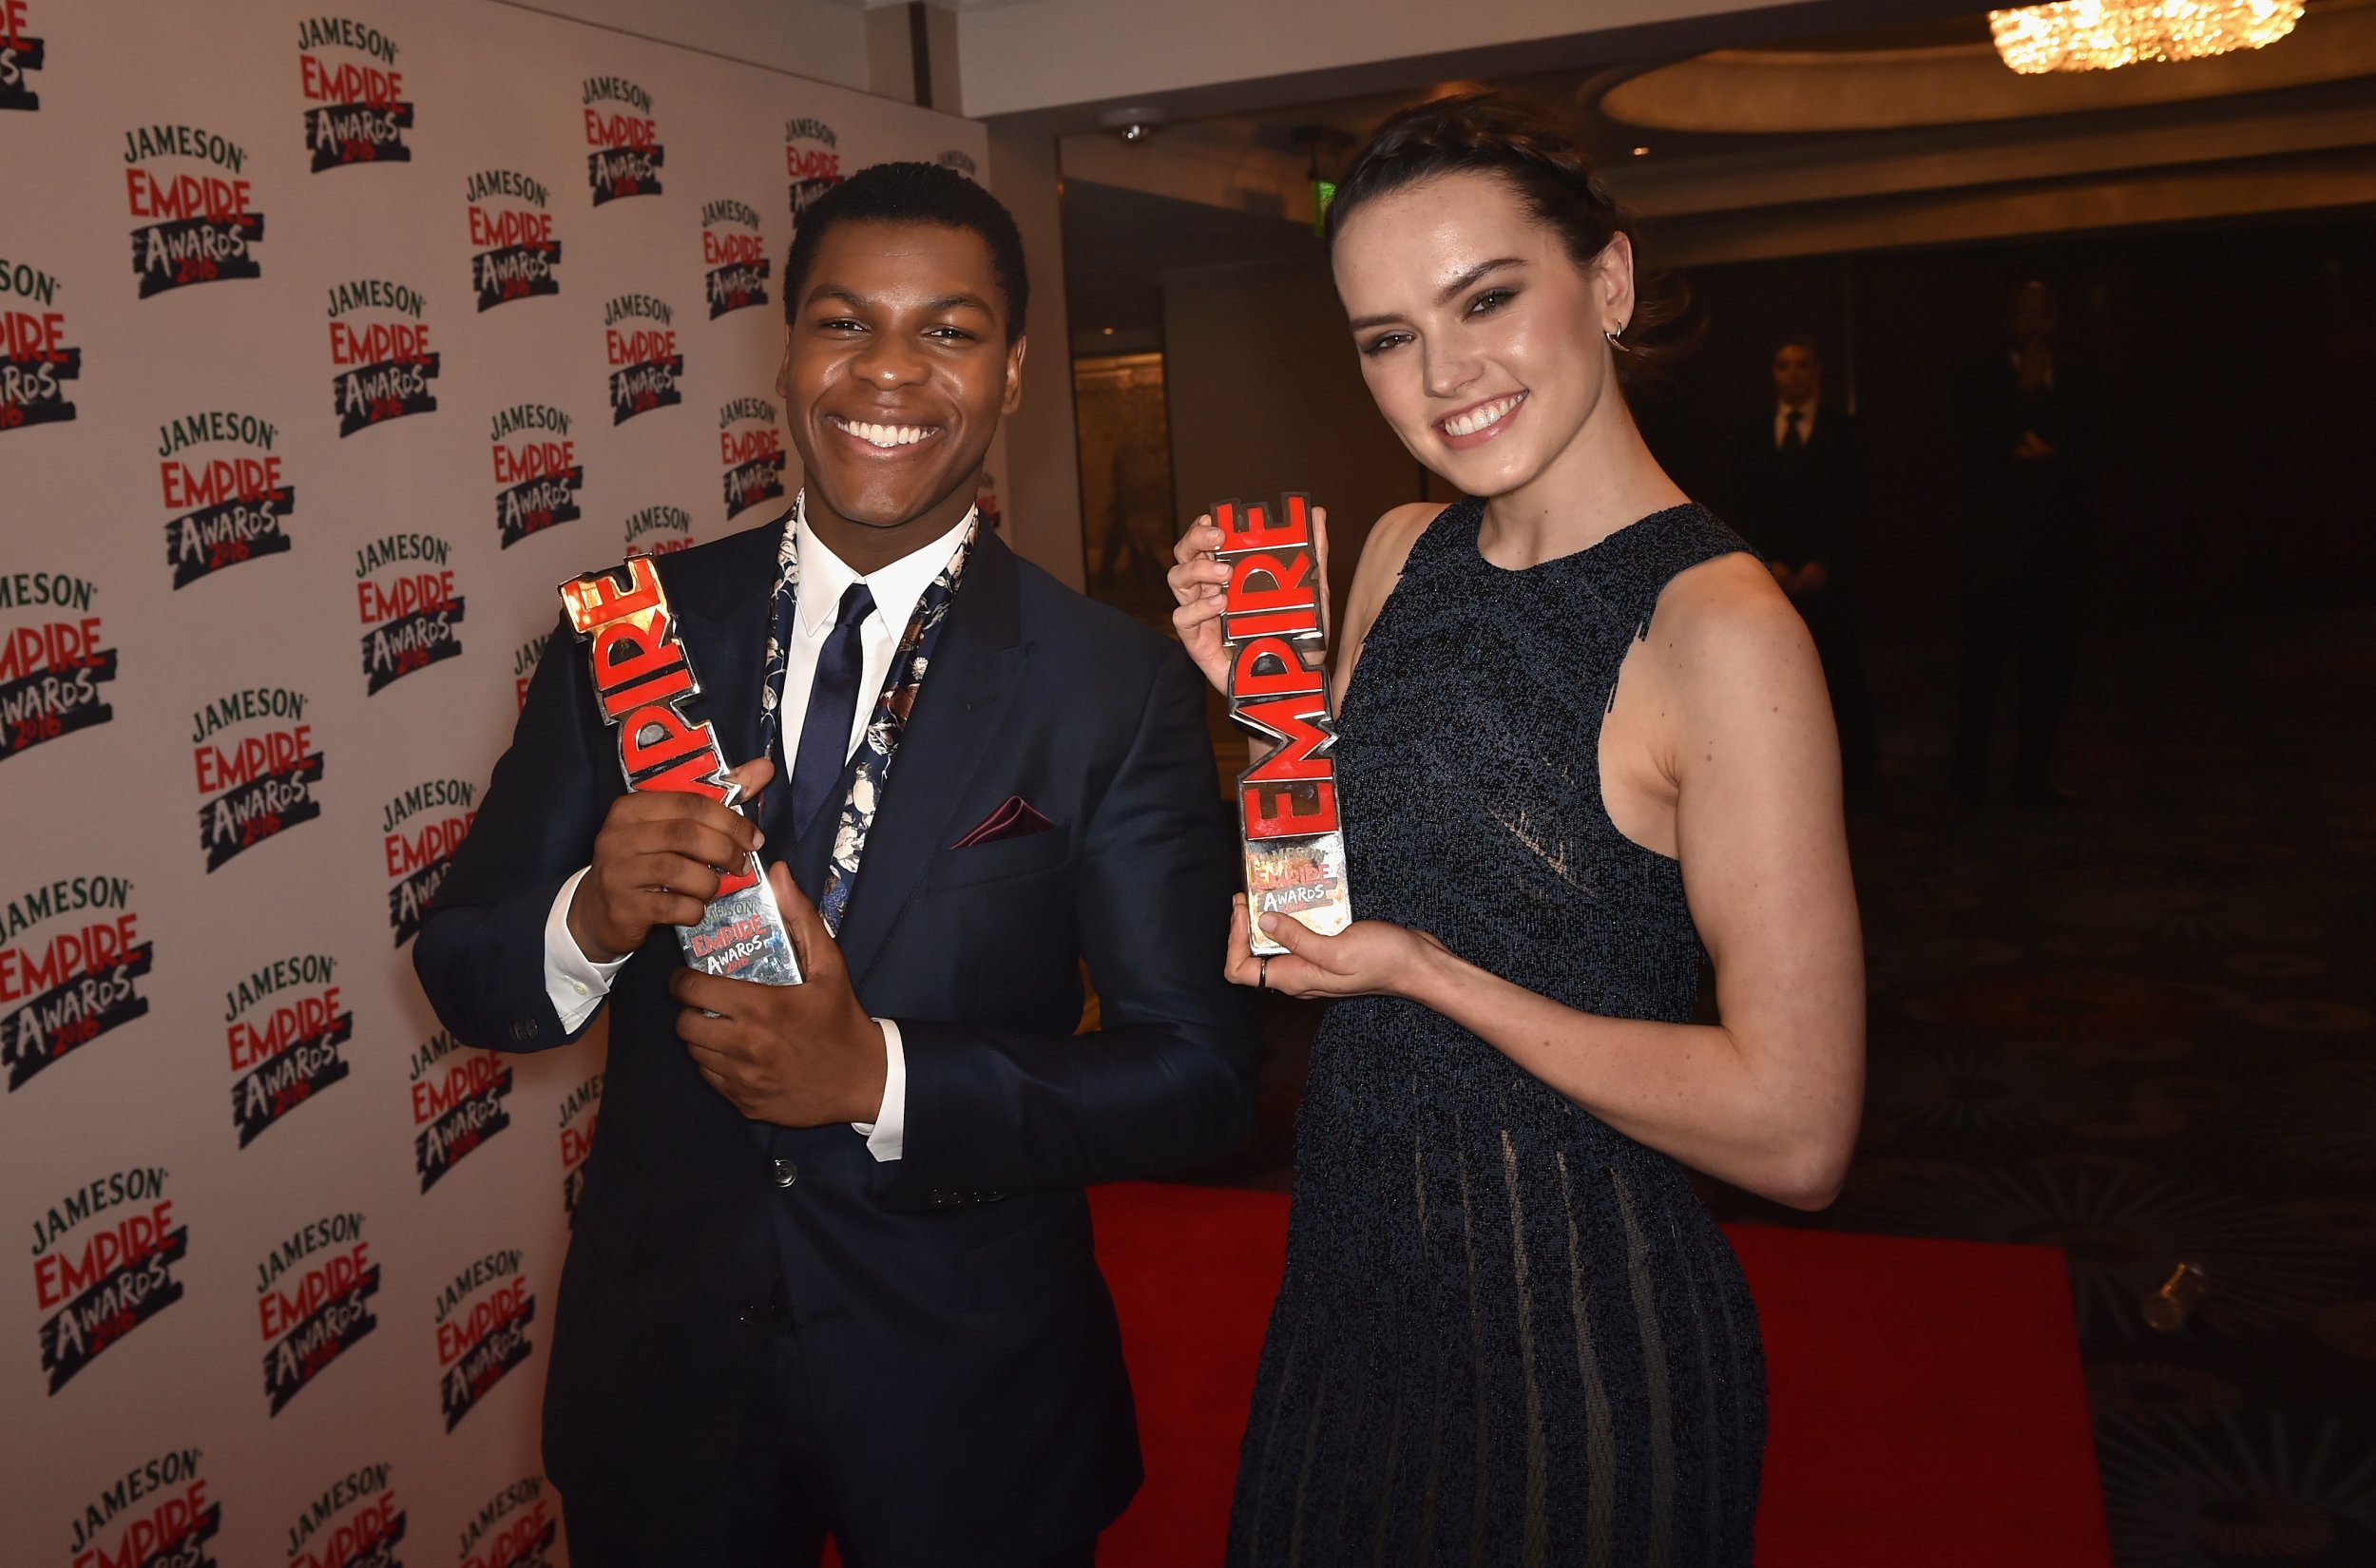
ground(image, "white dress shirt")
xmin=1773 ymin=399 xmax=1817 ymax=449
xmin=543 ymin=495 xmax=978 ymax=1162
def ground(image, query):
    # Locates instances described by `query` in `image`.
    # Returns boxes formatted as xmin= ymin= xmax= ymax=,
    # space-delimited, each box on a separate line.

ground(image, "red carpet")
xmin=1089 ymin=1182 xmax=2112 ymax=1567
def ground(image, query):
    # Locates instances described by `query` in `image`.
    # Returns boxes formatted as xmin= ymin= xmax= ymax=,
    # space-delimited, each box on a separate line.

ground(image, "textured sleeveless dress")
xmin=1227 ymin=499 xmax=1766 ymax=1567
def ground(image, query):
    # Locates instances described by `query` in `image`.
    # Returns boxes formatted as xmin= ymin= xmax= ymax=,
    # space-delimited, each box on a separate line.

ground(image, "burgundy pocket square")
xmin=952 ymin=795 xmax=1056 ymax=849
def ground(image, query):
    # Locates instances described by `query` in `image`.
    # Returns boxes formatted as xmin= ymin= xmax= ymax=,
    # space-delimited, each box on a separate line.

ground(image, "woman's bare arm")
xmin=1240 ymin=555 xmax=1865 ymax=1208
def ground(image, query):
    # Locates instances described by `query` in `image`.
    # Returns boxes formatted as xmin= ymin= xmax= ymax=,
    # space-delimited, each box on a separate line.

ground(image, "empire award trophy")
xmin=1212 ymin=492 xmax=1352 ymax=956
xmin=559 ymin=556 xmax=803 ymax=985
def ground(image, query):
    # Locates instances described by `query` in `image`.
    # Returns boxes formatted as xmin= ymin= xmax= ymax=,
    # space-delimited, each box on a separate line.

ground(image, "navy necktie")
xmin=786 ymin=581 xmax=874 ymax=837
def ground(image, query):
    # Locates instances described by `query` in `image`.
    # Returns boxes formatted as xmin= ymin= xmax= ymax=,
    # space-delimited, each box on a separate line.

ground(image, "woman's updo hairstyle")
xmin=1324 ymin=90 xmax=1694 ymax=385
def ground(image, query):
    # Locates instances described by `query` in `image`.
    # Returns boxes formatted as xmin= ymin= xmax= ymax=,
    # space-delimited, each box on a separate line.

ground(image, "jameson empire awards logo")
xmin=510 ymin=630 xmax=546 ymax=713
xmin=384 ymin=777 xmax=475 ymax=947
xmin=256 ymin=1212 xmax=379 ymax=1415
xmin=719 ymin=398 xmax=786 ymax=520
xmin=224 ymin=952 xmax=351 ymax=1146
xmin=433 ymin=1249 xmax=535 ymax=1431
xmin=160 ymin=411 xmax=296 ymax=588
xmin=1 ymin=258 xmax=79 ymax=430
xmin=558 ymin=1072 xmax=601 ymax=1226
xmin=409 ymin=1029 xmax=511 ymax=1192
xmin=467 ymin=169 xmax=560 ymax=311
xmin=356 ymin=532 xmax=465 ymax=695
xmin=286 ymin=1463 xmax=406 ymax=1568
xmin=456 ymin=1479 xmax=555 ymax=1568
xmin=784 ymin=117 xmax=840 ymax=225
xmin=2 ymin=873 xmax=150 ymax=1093
xmin=193 ymin=685 xmax=323 ymax=871
xmin=2 ymin=1 xmax=47 ymax=111
xmin=604 ymin=293 xmax=680 ymax=424
xmin=124 ymin=124 xmax=265 ymax=297
xmin=2 ymin=569 xmax=117 ymax=761
xmin=67 ymin=1450 xmax=221 ymax=1568
xmin=700 ymin=199 xmax=769 ymax=318
xmin=490 ymin=403 xmax=581 ymax=547
xmin=583 ymin=76 xmax=661 ymax=204
xmin=623 ymin=503 xmax=691 ymax=558
xmin=31 ymin=1166 xmax=188 ymax=1393
xmin=328 ymin=278 xmax=438 ymax=436
xmin=298 ymin=16 xmax=412 ymax=170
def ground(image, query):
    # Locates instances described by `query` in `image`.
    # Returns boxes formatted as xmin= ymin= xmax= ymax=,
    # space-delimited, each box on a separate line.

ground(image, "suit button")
xmin=771 ymin=1159 xmax=798 ymax=1188
xmin=737 ymin=1302 xmax=762 ymax=1325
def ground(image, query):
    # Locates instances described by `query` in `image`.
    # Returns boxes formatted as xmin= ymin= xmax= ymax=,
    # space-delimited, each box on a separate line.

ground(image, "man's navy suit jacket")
xmin=412 ymin=516 xmax=1259 ymax=1564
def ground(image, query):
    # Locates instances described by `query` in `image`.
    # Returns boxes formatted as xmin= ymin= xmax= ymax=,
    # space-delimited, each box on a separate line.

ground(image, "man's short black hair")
xmin=782 ymin=161 xmax=1029 ymax=344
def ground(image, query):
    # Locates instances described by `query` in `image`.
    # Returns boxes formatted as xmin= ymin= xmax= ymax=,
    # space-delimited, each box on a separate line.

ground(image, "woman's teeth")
xmin=834 ymin=417 xmax=935 ymax=449
xmin=1442 ymin=393 xmax=1523 ymax=437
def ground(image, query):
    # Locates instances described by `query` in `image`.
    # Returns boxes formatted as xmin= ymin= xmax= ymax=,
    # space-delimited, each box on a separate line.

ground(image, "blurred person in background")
xmin=1951 ymin=280 xmax=2102 ymax=807
xmin=1725 ymin=335 xmax=1877 ymax=803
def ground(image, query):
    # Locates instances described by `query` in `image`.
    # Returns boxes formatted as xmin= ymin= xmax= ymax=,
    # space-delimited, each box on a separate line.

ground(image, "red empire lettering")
xmin=410 ymin=1052 xmax=506 ymax=1124
xmin=584 ymin=110 xmax=657 ymax=148
xmin=71 ymin=1479 xmax=209 ymax=1568
xmin=225 ymin=986 xmax=343 ymax=1070
xmin=193 ymin=725 xmax=315 ymax=792
xmin=31 ymin=1200 xmax=174 ymax=1310
xmin=562 ymin=556 xmax=664 ymax=631
xmin=293 ymin=1492 xmax=399 ymax=1568
xmin=384 ymin=813 xmax=475 ymax=877
xmin=0 ymin=618 xmax=105 ymax=681
xmin=159 ymin=455 xmax=285 ymax=509
xmin=461 ymin=1501 xmax=551 ymax=1568
xmin=1 ymin=2 xmax=29 ymax=48
xmin=0 ymin=310 xmax=68 ymax=362
xmin=718 ymin=430 xmax=781 ymax=465
xmin=491 ymin=441 xmax=575 ymax=484
xmin=1242 ymin=778 xmax=1339 ymax=838
xmin=619 ymin=701 xmax=715 ymax=777
xmin=701 ymin=231 xmax=766 ymax=265
xmin=355 ymin=571 xmax=458 ymax=624
xmin=631 ymin=745 xmax=733 ymax=800
xmin=298 ymin=54 xmax=405 ymax=106
xmin=124 ymin=168 xmax=255 ymax=221
xmin=467 ymin=206 xmax=555 ymax=250
xmin=1240 ymin=694 xmax=1335 ymax=783
xmin=257 ymin=1241 xmax=373 ymax=1338
xmin=560 ymin=1119 xmax=599 ymax=1166
xmin=604 ymin=328 xmax=676 ymax=366
xmin=328 ymin=320 xmax=431 ymax=367
xmin=1214 ymin=494 xmax=1314 ymax=554
xmin=435 ymin=1278 xmax=528 ymax=1364
xmin=0 ymin=914 xmax=140 ymax=1002
xmin=1229 ymin=636 xmax=1325 ymax=702
xmin=786 ymin=148 xmax=839 ymax=180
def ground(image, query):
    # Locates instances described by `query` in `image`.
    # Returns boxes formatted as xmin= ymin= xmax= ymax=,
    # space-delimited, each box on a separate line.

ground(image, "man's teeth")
xmin=1443 ymin=394 xmax=1523 ymax=437
xmin=835 ymin=417 xmax=935 ymax=449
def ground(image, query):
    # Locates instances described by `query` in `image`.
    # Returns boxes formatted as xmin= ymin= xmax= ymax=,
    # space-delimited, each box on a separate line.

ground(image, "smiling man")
xmin=415 ymin=163 xmax=1258 ymax=1568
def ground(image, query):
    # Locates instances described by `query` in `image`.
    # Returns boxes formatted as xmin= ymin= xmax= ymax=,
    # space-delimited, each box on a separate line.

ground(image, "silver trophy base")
xmin=1246 ymin=832 xmax=1352 ymax=956
xmin=676 ymin=854 xmax=804 ymax=985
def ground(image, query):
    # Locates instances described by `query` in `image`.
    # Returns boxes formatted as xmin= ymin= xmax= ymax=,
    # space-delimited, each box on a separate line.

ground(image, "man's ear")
xmin=1002 ymin=334 xmax=1027 ymax=416
xmin=774 ymin=333 xmax=795 ymax=404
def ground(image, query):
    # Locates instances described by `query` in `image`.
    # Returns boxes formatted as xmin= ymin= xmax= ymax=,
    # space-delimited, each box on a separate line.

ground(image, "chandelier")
xmin=1987 ymin=1 xmax=2306 ymax=73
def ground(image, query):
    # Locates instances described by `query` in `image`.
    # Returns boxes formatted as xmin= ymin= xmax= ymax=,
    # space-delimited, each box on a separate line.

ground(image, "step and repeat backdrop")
xmin=1 ymin=4 xmax=993 ymax=1562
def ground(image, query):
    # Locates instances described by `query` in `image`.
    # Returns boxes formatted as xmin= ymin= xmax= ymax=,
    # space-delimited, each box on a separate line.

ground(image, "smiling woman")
xmin=1171 ymin=92 xmax=1866 ymax=1566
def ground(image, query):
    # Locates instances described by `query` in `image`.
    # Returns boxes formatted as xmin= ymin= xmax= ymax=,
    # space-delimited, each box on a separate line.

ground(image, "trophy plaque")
xmin=559 ymin=556 xmax=803 ymax=985
xmin=1212 ymin=493 xmax=1352 ymax=956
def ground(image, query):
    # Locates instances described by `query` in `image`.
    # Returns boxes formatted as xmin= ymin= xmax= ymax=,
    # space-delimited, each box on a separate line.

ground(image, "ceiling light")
xmin=1097 ymin=105 xmax=1167 ymax=143
xmin=1987 ymin=1 xmax=2304 ymax=74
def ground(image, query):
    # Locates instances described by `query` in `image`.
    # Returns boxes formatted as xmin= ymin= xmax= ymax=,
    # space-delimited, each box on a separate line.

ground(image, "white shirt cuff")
xmin=853 ymin=1019 xmax=905 ymax=1162
xmin=544 ymin=868 xmax=631 ymax=1033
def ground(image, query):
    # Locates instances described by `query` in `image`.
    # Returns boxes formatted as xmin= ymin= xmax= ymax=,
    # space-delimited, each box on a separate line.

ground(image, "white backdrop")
xmin=1 ymin=5 xmax=989 ymax=1562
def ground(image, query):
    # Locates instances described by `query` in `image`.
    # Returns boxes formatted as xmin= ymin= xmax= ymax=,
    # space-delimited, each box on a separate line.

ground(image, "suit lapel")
xmin=834 ymin=532 xmax=1027 ymax=990
xmin=672 ymin=514 xmax=789 ymax=786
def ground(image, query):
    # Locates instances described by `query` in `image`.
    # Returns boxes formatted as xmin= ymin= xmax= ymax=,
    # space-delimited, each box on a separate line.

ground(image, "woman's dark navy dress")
xmin=1228 ymin=499 xmax=1767 ymax=1567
